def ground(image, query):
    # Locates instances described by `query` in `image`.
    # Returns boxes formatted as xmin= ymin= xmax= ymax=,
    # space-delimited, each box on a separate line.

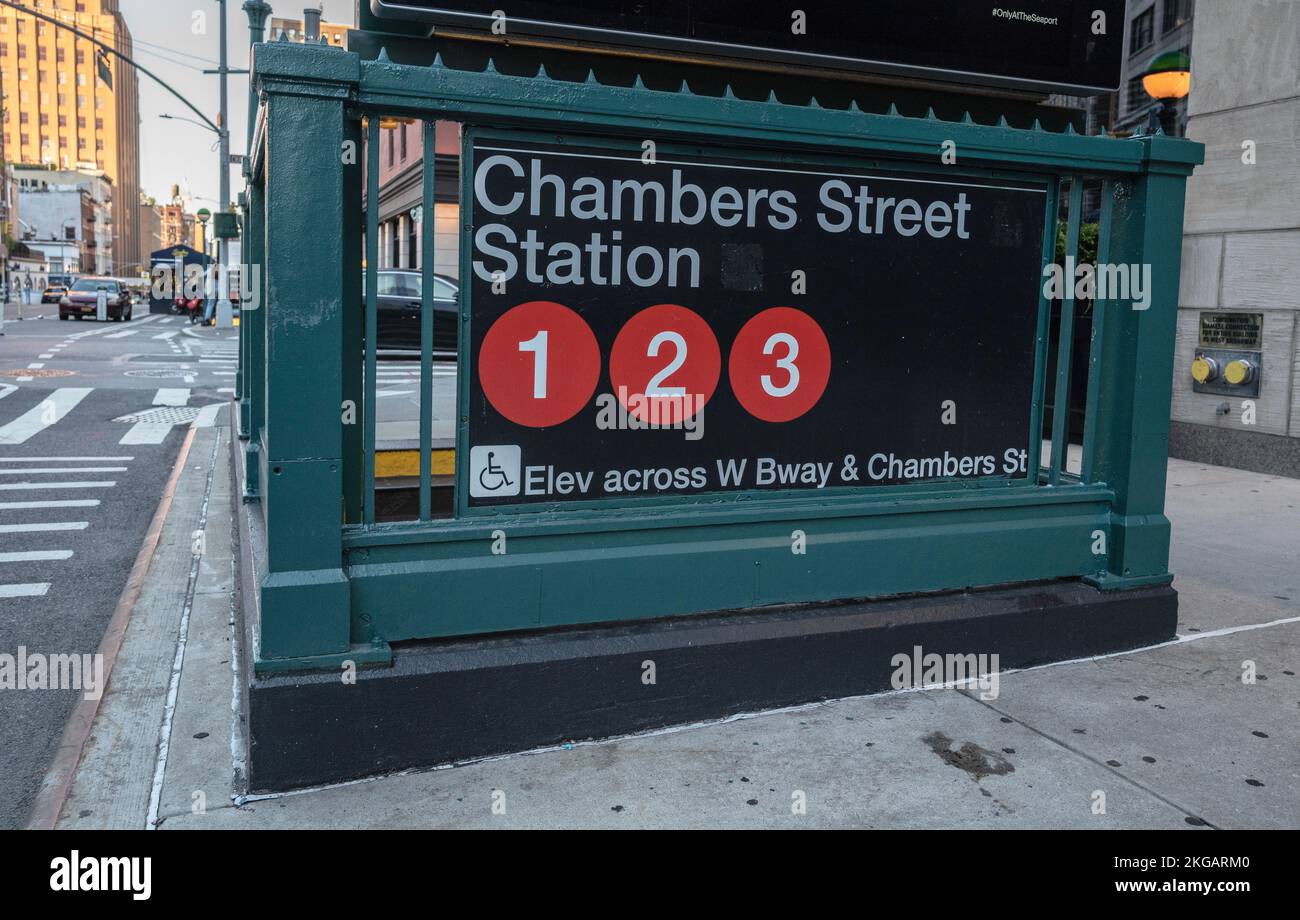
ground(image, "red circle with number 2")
xmin=609 ymin=304 xmax=720 ymax=424
xmin=728 ymin=307 xmax=831 ymax=423
xmin=478 ymin=300 xmax=601 ymax=428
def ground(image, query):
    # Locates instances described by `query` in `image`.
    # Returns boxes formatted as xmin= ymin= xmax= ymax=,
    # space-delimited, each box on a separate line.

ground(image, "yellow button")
xmin=1224 ymin=359 xmax=1254 ymax=385
xmin=1190 ymin=356 xmax=1215 ymax=383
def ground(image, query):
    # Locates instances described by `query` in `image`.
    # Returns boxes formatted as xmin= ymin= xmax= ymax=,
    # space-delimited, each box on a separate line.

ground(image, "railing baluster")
xmin=364 ymin=117 xmax=380 ymax=525
xmin=1080 ymin=179 xmax=1114 ymax=484
xmin=420 ymin=121 xmax=437 ymax=521
xmin=1025 ymin=175 xmax=1061 ymax=484
xmin=1049 ymin=175 xmax=1084 ymax=485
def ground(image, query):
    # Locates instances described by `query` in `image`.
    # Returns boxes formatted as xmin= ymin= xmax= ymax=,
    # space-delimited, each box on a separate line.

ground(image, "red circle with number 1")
xmin=478 ymin=301 xmax=601 ymax=428
xmin=609 ymin=303 xmax=720 ymax=425
xmin=729 ymin=307 xmax=831 ymax=423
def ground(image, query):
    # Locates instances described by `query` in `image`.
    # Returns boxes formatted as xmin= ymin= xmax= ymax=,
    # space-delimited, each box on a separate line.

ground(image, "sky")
xmin=122 ymin=0 xmax=354 ymax=210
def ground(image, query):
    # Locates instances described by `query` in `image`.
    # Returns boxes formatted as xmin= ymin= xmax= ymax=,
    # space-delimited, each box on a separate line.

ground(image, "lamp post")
xmin=196 ymin=207 xmax=211 ymax=257
xmin=1142 ymin=51 xmax=1192 ymax=137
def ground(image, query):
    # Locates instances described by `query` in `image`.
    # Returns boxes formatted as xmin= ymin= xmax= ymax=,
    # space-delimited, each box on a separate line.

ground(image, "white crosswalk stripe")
xmin=0 ymin=457 xmax=131 ymax=462
xmin=153 ymin=330 xmax=180 ymax=340
xmin=66 ymin=314 xmax=161 ymax=340
xmin=0 ymin=499 xmax=100 ymax=510
xmin=0 ymin=584 xmax=51 ymax=599
xmin=0 ymin=522 xmax=88 ymax=533
xmin=0 ymin=388 xmax=93 ymax=445
xmin=120 ymin=423 xmax=175 ymax=445
xmin=0 ymin=481 xmax=116 ymax=491
xmin=0 ymin=550 xmax=74 ymax=563
xmin=153 ymin=388 xmax=191 ymax=407
xmin=0 ymin=467 xmax=126 ymax=475
xmin=192 ymin=404 xmax=222 ymax=428
xmin=0 ymin=429 xmax=143 ymax=602
xmin=104 ymin=329 xmax=139 ymax=339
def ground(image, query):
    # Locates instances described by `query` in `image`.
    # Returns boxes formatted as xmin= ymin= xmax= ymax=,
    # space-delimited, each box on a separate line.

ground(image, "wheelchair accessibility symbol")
xmin=469 ymin=445 xmax=521 ymax=498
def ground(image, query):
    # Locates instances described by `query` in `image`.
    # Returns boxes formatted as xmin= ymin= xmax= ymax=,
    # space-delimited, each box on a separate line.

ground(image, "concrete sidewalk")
xmin=1 ymin=300 xmax=52 ymax=323
xmin=50 ymin=425 xmax=1299 ymax=829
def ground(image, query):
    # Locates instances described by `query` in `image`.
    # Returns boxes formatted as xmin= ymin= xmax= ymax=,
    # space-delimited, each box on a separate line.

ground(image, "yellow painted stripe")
xmin=375 ymin=449 xmax=455 ymax=479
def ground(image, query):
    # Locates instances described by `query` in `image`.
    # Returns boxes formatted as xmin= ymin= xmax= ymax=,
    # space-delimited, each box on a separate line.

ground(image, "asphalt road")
xmin=0 ymin=308 xmax=232 ymax=828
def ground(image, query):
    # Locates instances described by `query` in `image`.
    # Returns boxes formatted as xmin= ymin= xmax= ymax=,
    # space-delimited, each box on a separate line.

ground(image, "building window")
xmin=57 ymin=115 xmax=66 ymax=127
xmin=94 ymin=117 xmax=102 ymax=130
xmin=38 ymin=114 xmax=48 ymax=126
xmin=77 ymin=116 xmax=86 ymax=128
xmin=75 ymin=50 xmax=84 ymax=65
xmin=56 ymin=48 xmax=65 ymax=62
xmin=387 ymin=128 xmax=394 ymax=167
xmin=400 ymin=124 xmax=407 ymax=161
xmin=1163 ymin=0 xmax=1193 ymax=33
xmin=19 ymin=112 xmax=28 ymax=124
xmin=1125 ymin=75 xmax=1150 ymax=114
xmin=1130 ymin=7 xmax=1155 ymax=53
xmin=36 ymin=45 xmax=45 ymax=60
xmin=0 ymin=43 xmax=7 ymax=57
xmin=17 ymin=44 xmax=26 ymax=58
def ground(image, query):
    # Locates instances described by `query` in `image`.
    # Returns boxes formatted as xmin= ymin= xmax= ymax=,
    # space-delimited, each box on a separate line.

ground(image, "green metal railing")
xmin=239 ymin=38 xmax=1202 ymax=672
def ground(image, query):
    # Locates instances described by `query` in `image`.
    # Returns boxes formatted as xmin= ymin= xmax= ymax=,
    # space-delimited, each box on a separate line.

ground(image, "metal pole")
xmin=303 ymin=6 xmax=322 ymax=43
xmin=215 ymin=0 xmax=234 ymax=329
xmin=243 ymin=1 xmax=271 ymax=157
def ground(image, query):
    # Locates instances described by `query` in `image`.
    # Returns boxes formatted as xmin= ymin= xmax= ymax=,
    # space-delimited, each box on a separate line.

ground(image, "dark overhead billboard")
xmin=370 ymin=0 xmax=1127 ymax=95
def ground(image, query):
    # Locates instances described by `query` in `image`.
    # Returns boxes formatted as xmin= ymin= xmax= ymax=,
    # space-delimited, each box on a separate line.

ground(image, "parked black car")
xmin=374 ymin=270 xmax=458 ymax=355
xmin=59 ymin=277 xmax=134 ymax=322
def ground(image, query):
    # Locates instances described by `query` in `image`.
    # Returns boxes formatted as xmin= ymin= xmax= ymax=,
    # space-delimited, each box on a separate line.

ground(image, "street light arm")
xmin=0 ymin=0 xmax=221 ymax=135
xmin=161 ymin=113 xmax=219 ymax=135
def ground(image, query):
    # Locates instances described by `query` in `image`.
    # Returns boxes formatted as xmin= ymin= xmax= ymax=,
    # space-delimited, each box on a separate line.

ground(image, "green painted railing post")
xmin=341 ymin=112 xmax=364 ymax=525
xmin=235 ymin=191 xmax=248 ymax=440
xmin=255 ymin=42 xmax=360 ymax=661
xmin=242 ymin=177 xmax=266 ymax=500
xmin=1085 ymin=134 xmax=1203 ymax=590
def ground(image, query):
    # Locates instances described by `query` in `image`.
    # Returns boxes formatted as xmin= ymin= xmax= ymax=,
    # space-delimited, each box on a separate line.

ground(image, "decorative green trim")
xmin=254 ymin=640 xmax=393 ymax=676
xmin=242 ymin=39 xmax=1203 ymax=668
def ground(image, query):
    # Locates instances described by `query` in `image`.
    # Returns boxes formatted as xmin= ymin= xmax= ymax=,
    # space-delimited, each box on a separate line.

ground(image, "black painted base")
xmin=244 ymin=580 xmax=1177 ymax=792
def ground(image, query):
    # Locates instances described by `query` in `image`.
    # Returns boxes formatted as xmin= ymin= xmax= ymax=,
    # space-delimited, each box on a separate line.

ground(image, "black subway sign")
xmin=465 ymin=135 xmax=1046 ymax=508
xmin=372 ymin=0 xmax=1126 ymax=94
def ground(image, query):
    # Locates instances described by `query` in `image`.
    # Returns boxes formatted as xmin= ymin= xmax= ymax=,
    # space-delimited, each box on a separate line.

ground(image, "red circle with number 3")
xmin=478 ymin=301 xmax=601 ymax=428
xmin=609 ymin=304 xmax=720 ymax=424
xmin=728 ymin=307 xmax=831 ymax=423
